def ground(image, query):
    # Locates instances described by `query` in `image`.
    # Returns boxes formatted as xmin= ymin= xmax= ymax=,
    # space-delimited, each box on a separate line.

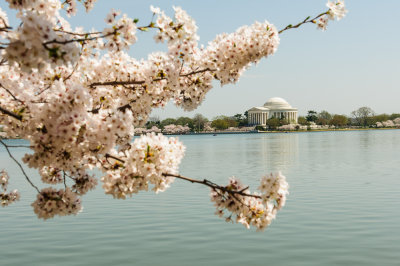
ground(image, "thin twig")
xmin=279 ymin=11 xmax=329 ymax=34
xmin=0 ymin=82 xmax=23 ymax=103
xmin=105 ymin=153 xmax=125 ymax=163
xmin=0 ymin=139 xmax=40 ymax=193
xmin=43 ymin=26 xmax=124 ymax=47
xmin=63 ymin=171 xmax=67 ymax=189
xmin=2 ymin=145 xmax=32 ymax=148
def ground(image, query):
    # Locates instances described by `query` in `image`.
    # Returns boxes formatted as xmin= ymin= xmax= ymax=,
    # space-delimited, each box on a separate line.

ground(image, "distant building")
xmin=248 ymin=97 xmax=298 ymax=125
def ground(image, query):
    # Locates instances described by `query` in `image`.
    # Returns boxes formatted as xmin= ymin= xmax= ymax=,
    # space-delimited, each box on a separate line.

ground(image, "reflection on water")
xmin=259 ymin=133 xmax=299 ymax=172
xmin=0 ymin=130 xmax=400 ymax=266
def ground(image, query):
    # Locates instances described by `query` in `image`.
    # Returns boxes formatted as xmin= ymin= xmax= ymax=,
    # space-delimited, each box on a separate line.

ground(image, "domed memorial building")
xmin=248 ymin=97 xmax=298 ymax=125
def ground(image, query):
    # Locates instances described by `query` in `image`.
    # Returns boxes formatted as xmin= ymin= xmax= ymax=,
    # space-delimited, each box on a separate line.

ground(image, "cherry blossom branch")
xmin=103 ymin=153 xmax=260 ymax=199
xmin=279 ymin=11 xmax=329 ymax=34
xmin=89 ymin=68 xmax=215 ymax=88
xmin=0 ymin=105 xmax=23 ymax=121
xmin=1 ymin=144 xmax=32 ymax=148
xmin=0 ymin=139 xmax=40 ymax=193
xmin=105 ymin=153 xmax=125 ymax=163
xmin=0 ymin=82 xmax=23 ymax=103
xmin=43 ymin=26 xmax=124 ymax=47
xmin=162 ymin=173 xmax=261 ymax=199
xmin=53 ymin=29 xmax=103 ymax=36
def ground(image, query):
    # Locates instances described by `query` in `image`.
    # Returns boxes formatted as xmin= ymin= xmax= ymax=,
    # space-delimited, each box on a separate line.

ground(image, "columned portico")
xmin=248 ymin=97 xmax=298 ymax=126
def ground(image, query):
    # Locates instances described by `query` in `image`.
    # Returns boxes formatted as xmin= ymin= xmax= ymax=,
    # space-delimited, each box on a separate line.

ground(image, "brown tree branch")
xmin=0 ymin=105 xmax=23 ymax=121
xmin=163 ymin=173 xmax=261 ymax=199
xmin=89 ymin=68 xmax=215 ymax=88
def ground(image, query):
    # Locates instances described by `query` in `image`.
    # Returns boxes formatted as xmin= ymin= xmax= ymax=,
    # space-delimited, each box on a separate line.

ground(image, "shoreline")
xmin=167 ymin=127 xmax=400 ymax=136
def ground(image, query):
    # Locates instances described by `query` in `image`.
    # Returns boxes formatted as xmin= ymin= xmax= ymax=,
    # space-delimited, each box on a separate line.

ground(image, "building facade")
xmin=248 ymin=97 xmax=298 ymax=125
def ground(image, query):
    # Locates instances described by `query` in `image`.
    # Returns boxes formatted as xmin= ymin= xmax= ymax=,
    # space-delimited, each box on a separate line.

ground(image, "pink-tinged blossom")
xmin=316 ymin=15 xmax=329 ymax=31
xmin=327 ymin=0 xmax=348 ymax=20
xmin=315 ymin=0 xmax=347 ymax=30
xmin=0 ymin=170 xmax=20 ymax=207
xmin=210 ymin=173 xmax=288 ymax=231
xmin=31 ymin=187 xmax=82 ymax=219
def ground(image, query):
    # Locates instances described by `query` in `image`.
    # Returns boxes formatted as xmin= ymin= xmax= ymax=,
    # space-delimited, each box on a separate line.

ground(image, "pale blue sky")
xmin=1 ymin=1 xmax=399 ymax=119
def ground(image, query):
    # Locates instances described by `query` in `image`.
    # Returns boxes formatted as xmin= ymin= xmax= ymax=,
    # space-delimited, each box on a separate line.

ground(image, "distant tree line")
xmin=296 ymin=107 xmax=400 ymax=128
xmin=144 ymin=107 xmax=399 ymax=133
xmin=144 ymin=112 xmax=249 ymax=132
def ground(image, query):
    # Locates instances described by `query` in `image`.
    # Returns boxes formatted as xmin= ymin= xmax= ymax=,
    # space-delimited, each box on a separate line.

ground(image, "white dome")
xmin=263 ymin=97 xmax=292 ymax=109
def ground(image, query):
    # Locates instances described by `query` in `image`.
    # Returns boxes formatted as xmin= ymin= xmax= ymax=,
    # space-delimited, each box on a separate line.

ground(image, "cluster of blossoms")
xmin=4 ymin=0 xmax=80 ymax=70
xmin=102 ymin=9 xmax=137 ymax=52
xmin=0 ymin=1 xmax=345 ymax=228
xmin=211 ymin=172 xmax=288 ymax=231
xmin=316 ymin=0 xmax=347 ymax=30
xmin=0 ymin=170 xmax=20 ymax=207
xmin=134 ymin=126 xmax=162 ymax=134
xmin=31 ymin=187 xmax=82 ymax=219
xmin=376 ymin=118 xmax=400 ymax=128
xmin=64 ymin=0 xmax=97 ymax=16
xmin=162 ymin=124 xmax=191 ymax=134
xmin=101 ymin=133 xmax=185 ymax=198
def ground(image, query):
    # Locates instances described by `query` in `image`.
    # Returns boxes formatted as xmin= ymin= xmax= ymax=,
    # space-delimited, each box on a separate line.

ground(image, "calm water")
xmin=1 ymin=130 xmax=400 ymax=266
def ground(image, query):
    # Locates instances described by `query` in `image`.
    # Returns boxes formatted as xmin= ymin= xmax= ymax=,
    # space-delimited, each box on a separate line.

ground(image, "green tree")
xmin=214 ymin=115 xmax=238 ymax=128
xmin=176 ymin=117 xmax=194 ymax=130
xmin=297 ymin=116 xmax=308 ymax=125
xmin=351 ymin=106 xmax=375 ymax=127
xmin=371 ymin=114 xmax=389 ymax=123
xmin=318 ymin=110 xmax=332 ymax=120
xmin=211 ymin=119 xmax=229 ymax=130
xmin=266 ymin=118 xmax=281 ymax=130
xmin=192 ymin=114 xmax=208 ymax=132
xmin=233 ymin=113 xmax=248 ymax=127
xmin=244 ymin=111 xmax=249 ymax=120
xmin=160 ymin=118 xmax=177 ymax=129
xmin=317 ymin=110 xmax=332 ymax=125
xmin=329 ymin=114 xmax=348 ymax=127
xmin=389 ymin=113 xmax=400 ymax=120
xmin=306 ymin=110 xmax=318 ymax=122
xmin=145 ymin=116 xmax=160 ymax=129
